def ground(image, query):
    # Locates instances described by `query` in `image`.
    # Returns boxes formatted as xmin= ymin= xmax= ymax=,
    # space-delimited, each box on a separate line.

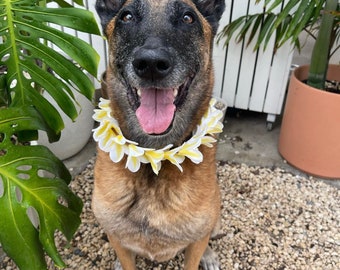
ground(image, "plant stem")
xmin=307 ymin=0 xmax=338 ymax=90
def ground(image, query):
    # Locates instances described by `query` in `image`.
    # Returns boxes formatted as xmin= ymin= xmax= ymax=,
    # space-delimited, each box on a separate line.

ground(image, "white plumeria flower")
xmin=177 ymin=138 xmax=203 ymax=164
xmin=109 ymin=143 xmax=126 ymax=163
xmin=163 ymin=148 xmax=186 ymax=172
xmin=92 ymin=97 xmax=225 ymax=174
xmin=201 ymin=136 xmax=217 ymax=147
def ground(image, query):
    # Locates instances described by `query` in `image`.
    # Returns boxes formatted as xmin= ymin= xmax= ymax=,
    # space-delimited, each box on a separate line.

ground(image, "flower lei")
xmin=92 ymin=98 xmax=224 ymax=174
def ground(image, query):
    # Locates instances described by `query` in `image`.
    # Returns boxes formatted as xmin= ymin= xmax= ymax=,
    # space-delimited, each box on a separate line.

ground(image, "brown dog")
xmin=93 ymin=0 xmax=225 ymax=269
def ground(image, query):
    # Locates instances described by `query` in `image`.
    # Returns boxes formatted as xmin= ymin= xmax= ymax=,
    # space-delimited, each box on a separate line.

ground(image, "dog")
xmin=92 ymin=0 xmax=225 ymax=269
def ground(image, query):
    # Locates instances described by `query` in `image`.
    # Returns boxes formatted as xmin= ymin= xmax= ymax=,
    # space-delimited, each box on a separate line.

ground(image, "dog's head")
xmin=96 ymin=0 xmax=225 ymax=148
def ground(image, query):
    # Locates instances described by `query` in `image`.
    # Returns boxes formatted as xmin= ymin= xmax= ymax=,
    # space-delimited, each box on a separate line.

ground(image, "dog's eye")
xmin=121 ymin=11 xmax=133 ymax=22
xmin=182 ymin=12 xmax=194 ymax=24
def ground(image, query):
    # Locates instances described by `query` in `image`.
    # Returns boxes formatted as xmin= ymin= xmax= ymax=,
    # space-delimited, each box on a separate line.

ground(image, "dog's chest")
xmin=94 ymin=176 xmax=212 ymax=261
xmin=106 ymin=179 xmax=208 ymax=239
xmin=93 ymin=149 xmax=219 ymax=261
xmin=93 ymin=170 xmax=216 ymax=256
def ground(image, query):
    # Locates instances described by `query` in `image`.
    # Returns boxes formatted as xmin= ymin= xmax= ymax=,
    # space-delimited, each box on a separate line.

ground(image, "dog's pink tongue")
xmin=136 ymin=88 xmax=175 ymax=134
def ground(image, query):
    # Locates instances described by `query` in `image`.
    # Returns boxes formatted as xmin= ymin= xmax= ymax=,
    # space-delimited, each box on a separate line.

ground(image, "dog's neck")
xmin=93 ymin=98 xmax=224 ymax=174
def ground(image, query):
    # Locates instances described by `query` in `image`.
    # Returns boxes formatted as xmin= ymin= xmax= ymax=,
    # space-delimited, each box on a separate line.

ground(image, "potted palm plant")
xmin=0 ymin=0 xmax=100 ymax=268
xmin=219 ymin=0 xmax=340 ymax=178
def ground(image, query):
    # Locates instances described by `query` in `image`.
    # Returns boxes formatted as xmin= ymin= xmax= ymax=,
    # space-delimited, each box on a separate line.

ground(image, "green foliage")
xmin=308 ymin=0 xmax=339 ymax=89
xmin=0 ymin=107 xmax=82 ymax=269
xmin=218 ymin=0 xmax=324 ymax=52
xmin=0 ymin=0 xmax=100 ymax=137
xmin=0 ymin=0 xmax=101 ymax=268
xmin=218 ymin=0 xmax=340 ymax=90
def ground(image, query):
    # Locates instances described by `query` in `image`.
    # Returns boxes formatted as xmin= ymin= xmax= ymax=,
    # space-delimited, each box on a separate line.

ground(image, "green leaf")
xmin=284 ymin=0 xmax=310 ymax=38
xmin=0 ymin=107 xmax=83 ymax=269
xmin=49 ymin=0 xmax=84 ymax=7
xmin=16 ymin=6 xmax=100 ymax=76
xmin=236 ymin=15 xmax=258 ymax=45
xmin=247 ymin=14 xmax=265 ymax=48
xmin=0 ymin=0 xmax=100 ymax=139
xmin=218 ymin=0 xmax=330 ymax=53
xmin=256 ymin=13 xmax=276 ymax=50
xmin=0 ymin=0 xmax=97 ymax=268
xmin=217 ymin=16 xmax=248 ymax=46
xmin=264 ymin=0 xmax=284 ymax=13
xmin=0 ymin=69 xmax=9 ymax=107
xmin=289 ymin=2 xmax=319 ymax=45
xmin=20 ymin=59 xmax=78 ymax=121
xmin=0 ymin=105 xmax=59 ymax=142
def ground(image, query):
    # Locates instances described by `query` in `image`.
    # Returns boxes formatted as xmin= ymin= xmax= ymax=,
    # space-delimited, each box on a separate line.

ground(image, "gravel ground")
xmin=1 ymin=157 xmax=339 ymax=270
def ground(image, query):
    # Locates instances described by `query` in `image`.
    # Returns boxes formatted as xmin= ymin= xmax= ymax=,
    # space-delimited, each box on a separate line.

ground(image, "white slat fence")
xmin=213 ymin=0 xmax=294 ymax=127
xmin=71 ymin=0 xmax=295 ymax=125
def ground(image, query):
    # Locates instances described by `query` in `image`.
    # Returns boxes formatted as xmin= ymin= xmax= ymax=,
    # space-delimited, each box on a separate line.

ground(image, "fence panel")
xmin=213 ymin=0 xmax=294 ymax=123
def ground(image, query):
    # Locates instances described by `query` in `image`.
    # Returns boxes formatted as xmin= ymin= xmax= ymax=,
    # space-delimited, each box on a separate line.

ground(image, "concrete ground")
xmin=64 ymin=107 xmax=339 ymax=189
xmin=216 ymin=109 xmax=338 ymax=188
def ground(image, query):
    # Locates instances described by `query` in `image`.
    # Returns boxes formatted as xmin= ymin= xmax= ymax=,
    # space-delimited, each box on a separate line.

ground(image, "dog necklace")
xmin=92 ymin=98 xmax=224 ymax=174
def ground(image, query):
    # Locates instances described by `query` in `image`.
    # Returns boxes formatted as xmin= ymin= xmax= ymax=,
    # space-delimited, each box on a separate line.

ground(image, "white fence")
xmin=81 ymin=0 xmax=294 ymax=124
xmin=213 ymin=0 xmax=294 ymax=125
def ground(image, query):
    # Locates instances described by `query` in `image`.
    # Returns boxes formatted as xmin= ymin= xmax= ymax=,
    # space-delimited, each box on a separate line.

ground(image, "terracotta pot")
xmin=278 ymin=64 xmax=340 ymax=179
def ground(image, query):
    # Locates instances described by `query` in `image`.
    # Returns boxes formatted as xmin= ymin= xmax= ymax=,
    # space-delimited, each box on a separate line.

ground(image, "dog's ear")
xmin=96 ymin=0 xmax=126 ymax=31
xmin=193 ymin=0 xmax=225 ymax=34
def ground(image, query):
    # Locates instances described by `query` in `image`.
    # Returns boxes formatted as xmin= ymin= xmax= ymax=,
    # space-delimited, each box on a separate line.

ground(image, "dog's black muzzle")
xmin=132 ymin=37 xmax=174 ymax=81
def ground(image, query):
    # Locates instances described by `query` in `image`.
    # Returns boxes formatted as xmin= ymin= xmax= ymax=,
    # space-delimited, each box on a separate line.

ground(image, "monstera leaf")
xmin=0 ymin=0 xmax=100 ymax=268
xmin=0 ymin=107 xmax=83 ymax=269
xmin=0 ymin=0 xmax=100 ymax=139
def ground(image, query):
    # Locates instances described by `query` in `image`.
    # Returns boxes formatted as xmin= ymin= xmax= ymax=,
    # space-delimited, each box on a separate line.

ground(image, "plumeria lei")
xmin=93 ymin=98 xmax=224 ymax=175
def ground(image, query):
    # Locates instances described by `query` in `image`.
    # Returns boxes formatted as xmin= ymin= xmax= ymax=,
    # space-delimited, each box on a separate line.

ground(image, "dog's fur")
xmin=93 ymin=0 xmax=225 ymax=269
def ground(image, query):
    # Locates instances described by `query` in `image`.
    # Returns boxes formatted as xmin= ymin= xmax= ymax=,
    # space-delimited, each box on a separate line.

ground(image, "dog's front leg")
xmin=108 ymin=234 xmax=136 ymax=270
xmin=184 ymin=234 xmax=213 ymax=270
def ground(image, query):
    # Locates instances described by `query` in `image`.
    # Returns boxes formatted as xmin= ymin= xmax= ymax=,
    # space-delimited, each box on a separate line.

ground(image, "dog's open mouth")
xmin=130 ymin=76 xmax=193 ymax=135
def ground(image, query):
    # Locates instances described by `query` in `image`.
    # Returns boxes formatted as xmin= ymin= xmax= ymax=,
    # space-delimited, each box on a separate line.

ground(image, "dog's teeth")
xmin=137 ymin=89 xmax=142 ymax=97
xmin=174 ymin=89 xmax=178 ymax=97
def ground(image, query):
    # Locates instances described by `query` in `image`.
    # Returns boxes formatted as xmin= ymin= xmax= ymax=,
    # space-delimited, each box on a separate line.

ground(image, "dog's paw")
xmin=200 ymin=246 xmax=220 ymax=270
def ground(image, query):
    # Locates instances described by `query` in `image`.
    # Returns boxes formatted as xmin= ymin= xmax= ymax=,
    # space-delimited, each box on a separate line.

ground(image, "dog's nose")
xmin=133 ymin=48 xmax=173 ymax=80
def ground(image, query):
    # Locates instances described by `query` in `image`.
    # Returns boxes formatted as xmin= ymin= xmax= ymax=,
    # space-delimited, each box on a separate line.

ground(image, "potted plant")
xmin=218 ymin=0 xmax=340 ymax=178
xmin=0 ymin=0 xmax=100 ymax=268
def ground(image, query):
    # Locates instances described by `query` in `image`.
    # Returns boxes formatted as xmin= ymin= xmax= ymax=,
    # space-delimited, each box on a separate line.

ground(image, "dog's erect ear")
xmin=96 ymin=0 xmax=126 ymax=31
xmin=193 ymin=0 xmax=225 ymax=34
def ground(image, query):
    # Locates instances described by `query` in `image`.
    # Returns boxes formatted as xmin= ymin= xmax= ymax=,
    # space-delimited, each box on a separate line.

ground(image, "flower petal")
xmin=201 ymin=136 xmax=217 ymax=147
xmin=164 ymin=149 xmax=185 ymax=172
xmin=109 ymin=144 xmax=125 ymax=163
xmin=98 ymin=98 xmax=111 ymax=109
xmin=92 ymin=109 xmax=108 ymax=121
xmin=145 ymin=150 xmax=164 ymax=175
xmin=93 ymin=122 xmax=110 ymax=142
xmin=126 ymin=155 xmax=141 ymax=172
xmin=128 ymin=144 xmax=145 ymax=157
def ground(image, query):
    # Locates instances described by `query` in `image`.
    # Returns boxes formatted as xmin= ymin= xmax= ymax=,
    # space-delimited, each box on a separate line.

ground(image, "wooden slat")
xmin=212 ymin=0 xmax=231 ymax=98
xmin=248 ymin=2 xmax=282 ymax=112
xmin=234 ymin=0 xmax=263 ymax=110
xmin=220 ymin=0 xmax=249 ymax=108
xmin=263 ymin=42 xmax=294 ymax=114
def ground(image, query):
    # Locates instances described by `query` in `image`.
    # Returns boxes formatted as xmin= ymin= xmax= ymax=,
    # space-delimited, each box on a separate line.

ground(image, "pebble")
xmin=1 ymin=158 xmax=339 ymax=269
